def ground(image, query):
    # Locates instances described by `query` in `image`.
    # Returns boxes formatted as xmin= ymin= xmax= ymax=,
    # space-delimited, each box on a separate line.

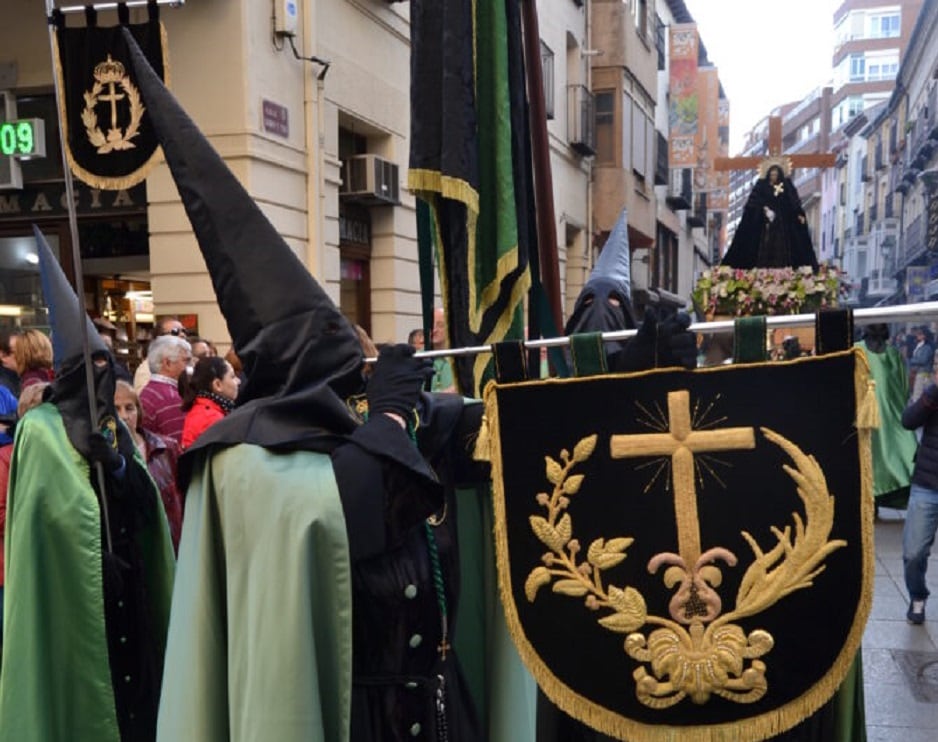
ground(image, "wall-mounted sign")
xmin=0 ymin=182 xmax=146 ymax=219
xmin=262 ymin=99 xmax=289 ymax=138
xmin=0 ymin=119 xmax=46 ymax=159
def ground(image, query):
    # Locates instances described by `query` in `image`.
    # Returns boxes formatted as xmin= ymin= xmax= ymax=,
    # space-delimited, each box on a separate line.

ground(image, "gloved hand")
xmin=88 ymin=431 xmax=125 ymax=474
xmin=616 ymin=309 xmax=696 ymax=372
xmin=765 ymin=207 xmax=776 ymax=223
xmin=656 ymin=311 xmax=697 ymax=370
xmin=367 ymin=343 xmax=434 ymax=420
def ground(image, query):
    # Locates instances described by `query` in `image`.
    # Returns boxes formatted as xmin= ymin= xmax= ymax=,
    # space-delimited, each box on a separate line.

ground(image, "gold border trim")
xmin=52 ymin=21 xmax=171 ymax=191
xmin=484 ymin=348 xmax=874 ymax=741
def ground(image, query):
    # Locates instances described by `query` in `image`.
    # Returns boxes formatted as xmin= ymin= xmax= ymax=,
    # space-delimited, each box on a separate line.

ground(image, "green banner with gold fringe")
xmin=52 ymin=10 xmax=168 ymax=190
xmin=409 ymin=0 xmax=531 ymax=396
xmin=479 ymin=349 xmax=875 ymax=740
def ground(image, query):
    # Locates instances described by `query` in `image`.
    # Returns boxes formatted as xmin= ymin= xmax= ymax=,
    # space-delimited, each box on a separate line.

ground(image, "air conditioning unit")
xmin=0 ymin=91 xmax=23 ymax=190
xmin=665 ymin=167 xmax=691 ymax=210
xmin=340 ymin=154 xmax=400 ymax=205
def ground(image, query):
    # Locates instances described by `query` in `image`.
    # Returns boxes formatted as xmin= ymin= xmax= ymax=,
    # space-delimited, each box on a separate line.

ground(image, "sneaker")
xmin=907 ymin=599 xmax=926 ymax=625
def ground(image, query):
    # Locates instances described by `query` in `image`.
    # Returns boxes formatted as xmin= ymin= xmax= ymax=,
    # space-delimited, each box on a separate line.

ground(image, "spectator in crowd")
xmin=430 ymin=306 xmax=456 ymax=392
xmin=188 ymin=336 xmax=213 ymax=363
xmin=901 ymin=369 xmax=938 ymax=625
xmin=354 ymin=324 xmax=378 ymax=379
xmin=14 ymin=329 xmax=54 ymax=390
xmin=909 ymin=326 xmax=934 ymax=402
xmin=133 ymin=316 xmax=188 ymax=392
xmin=139 ymin=335 xmax=191 ymax=443
xmin=224 ymin=346 xmax=246 ymax=386
xmin=114 ymin=379 xmax=184 ymax=553
xmin=407 ymin=327 xmax=425 ymax=351
xmin=95 ymin=324 xmax=133 ymax=384
xmin=0 ymin=330 xmax=21 ymax=398
xmin=180 ymin=357 xmax=240 ymax=450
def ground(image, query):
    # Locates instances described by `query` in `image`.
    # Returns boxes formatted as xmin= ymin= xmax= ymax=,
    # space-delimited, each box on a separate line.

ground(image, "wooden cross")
xmin=610 ymin=390 xmax=755 ymax=566
xmin=713 ymin=115 xmax=836 ymax=176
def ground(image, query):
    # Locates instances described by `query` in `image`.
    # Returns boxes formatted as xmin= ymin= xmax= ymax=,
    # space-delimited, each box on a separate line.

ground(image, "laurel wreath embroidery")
xmin=81 ymin=78 xmax=145 ymax=154
xmin=524 ymin=434 xmax=648 ymax=633
xmin=525 ymin=427 xmax=846 ymax=709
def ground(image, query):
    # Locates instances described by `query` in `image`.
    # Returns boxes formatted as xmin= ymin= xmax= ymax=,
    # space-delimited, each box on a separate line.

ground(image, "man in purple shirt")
xmin=139 ymin=335 xmax=191 ymax=443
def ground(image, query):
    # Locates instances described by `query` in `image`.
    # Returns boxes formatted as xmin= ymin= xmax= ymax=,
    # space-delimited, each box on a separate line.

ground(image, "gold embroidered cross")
xmin=437 ymin=638 xmax=451 ymax=660
xmin=98 ymin=81 xmax=126 ymax=131
xmin=610 ymin=390 xmax=755 ymax=566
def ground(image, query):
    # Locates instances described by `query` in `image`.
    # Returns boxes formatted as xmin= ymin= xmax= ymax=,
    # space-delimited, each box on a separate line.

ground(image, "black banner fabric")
xmin=483 ymin=350 xmax=874 ymax=741
xmin=54 ymin=16 xmax=167 ymax=190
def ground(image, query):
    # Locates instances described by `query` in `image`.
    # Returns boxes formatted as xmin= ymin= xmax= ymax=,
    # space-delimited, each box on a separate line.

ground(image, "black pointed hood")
xmin=34 ymin=225 xmax=122 ymax=461
xmin=122 ymin=29 xmax=364 ymax=457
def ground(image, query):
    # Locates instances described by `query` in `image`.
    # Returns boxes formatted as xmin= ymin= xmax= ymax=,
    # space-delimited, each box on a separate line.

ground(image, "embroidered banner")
xmin=481 ymin=349 xmax=874 ymax=740
xmin=53 ymin=10 xmax=168 ymax=190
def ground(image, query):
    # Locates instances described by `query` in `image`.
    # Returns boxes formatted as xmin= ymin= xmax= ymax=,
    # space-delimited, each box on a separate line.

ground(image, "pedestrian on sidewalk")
xmin=900 ymin=369 xmax=938 ymax=624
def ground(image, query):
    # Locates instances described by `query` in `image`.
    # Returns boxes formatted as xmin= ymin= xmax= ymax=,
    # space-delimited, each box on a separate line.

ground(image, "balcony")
xmin=899 ymin=214 xmax=925 ymax=269
xmin=566 ymin=84 xmax=595 ymax=156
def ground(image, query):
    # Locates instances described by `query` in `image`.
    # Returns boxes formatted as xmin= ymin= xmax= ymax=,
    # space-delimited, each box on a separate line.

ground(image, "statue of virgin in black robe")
xmin=721 ymin=164 xmax=819 ymax=270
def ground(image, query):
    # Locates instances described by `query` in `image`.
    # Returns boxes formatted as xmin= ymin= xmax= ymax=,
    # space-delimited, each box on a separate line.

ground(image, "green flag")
xmin=410 ymin=0 xmax=531 ymax=396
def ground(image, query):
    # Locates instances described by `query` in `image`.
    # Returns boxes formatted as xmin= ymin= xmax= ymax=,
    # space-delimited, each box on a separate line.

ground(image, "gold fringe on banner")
xmin=52 ymin=21 xmax=171 ymax=191
xmin=484 ymin=349 xmax=875 ymax=741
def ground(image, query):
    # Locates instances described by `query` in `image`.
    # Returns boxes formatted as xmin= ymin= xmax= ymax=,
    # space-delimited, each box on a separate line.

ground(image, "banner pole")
xmin=365 ymin=301 xmax=938 ymax=362
xmin=56 ymin=0 xmax=184 ymax=14
xmin=44 ymin=0 xmax=114 ymax=553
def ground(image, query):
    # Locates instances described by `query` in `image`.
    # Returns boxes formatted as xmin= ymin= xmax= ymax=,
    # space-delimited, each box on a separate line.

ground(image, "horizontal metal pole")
xmin=364 ymin=301 xmax=938 ymax=363
xmin=55 ymin=0 xmax=184 ymax=14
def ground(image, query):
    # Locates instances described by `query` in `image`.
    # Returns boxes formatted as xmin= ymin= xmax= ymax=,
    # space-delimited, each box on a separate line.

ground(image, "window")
xmin=594 ymin=91 xmax=615 ymax=165
xmin=631 ymin=102 xmax=646 ymax=178
xmin=870 ymin=13 xmax=900 ymax=39
xmin=634 ymin=0 xmax=648 ymax=40
xmin=849 ymin=54 xmax=865 ymax=82
xmin=848 ymin=96 xmax=864 ymax=118
xmin=541 ymin=41 xmax=555 ymax=120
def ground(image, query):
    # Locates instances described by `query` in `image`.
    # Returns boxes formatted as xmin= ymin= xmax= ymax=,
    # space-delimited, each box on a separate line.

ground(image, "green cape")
xmin=155 ymin=444 xmax=354 ymax=742
xmin=857 ymin=342 xmax=917 ymax=505
xmin=0 ymin=403 xmax=175 ymax=742
xmin=156 ymin=444 xmax=537 ymax=741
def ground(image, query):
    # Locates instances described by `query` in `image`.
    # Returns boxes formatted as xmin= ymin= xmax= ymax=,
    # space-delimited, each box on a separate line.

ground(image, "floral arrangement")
xmin=692 ymin=264 xmax=849 ymax=317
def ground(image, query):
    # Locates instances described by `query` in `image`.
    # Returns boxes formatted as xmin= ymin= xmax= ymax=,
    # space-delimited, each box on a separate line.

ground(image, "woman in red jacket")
xmin=180 ymin=356 xmax=240 ymax=450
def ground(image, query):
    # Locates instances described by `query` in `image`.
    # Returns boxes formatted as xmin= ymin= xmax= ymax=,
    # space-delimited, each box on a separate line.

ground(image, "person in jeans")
xmin=901 ymin=372 xmax=938 ymax=624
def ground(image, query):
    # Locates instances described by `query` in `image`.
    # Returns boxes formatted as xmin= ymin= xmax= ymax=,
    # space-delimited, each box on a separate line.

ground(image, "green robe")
xmin=0 ymin=403 xmax=175 ymax=742
xmin=156 ymin=444 xmax=354 ymax=742
xmin=857 ymin=341 xmax=917 ymax=506
xmin=156 ymin=443 xmax=537 ymax=741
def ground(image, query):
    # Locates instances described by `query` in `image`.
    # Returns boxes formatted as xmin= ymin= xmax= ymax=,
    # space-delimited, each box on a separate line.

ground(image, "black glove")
xmin=656 ymin=311 xmax=697 ymax=370
xmin=367 ymin=344 xmax=434 ymax=420
xmin=88 ymin=431 xmax=125 ymax=474
xmin=616 ymin=309 xmax=697 ymax=372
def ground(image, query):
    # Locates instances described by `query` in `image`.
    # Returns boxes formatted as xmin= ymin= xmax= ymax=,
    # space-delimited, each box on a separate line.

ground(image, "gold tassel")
xmin=472 ymin=413 xmax=491 ymax=461
xmin=857 ymin=380 xmax=880 ymax=430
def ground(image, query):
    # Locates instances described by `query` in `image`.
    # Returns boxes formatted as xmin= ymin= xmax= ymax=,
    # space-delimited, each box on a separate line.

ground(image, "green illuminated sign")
xmin=0 ymin=119 xmax=46 ymax=159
